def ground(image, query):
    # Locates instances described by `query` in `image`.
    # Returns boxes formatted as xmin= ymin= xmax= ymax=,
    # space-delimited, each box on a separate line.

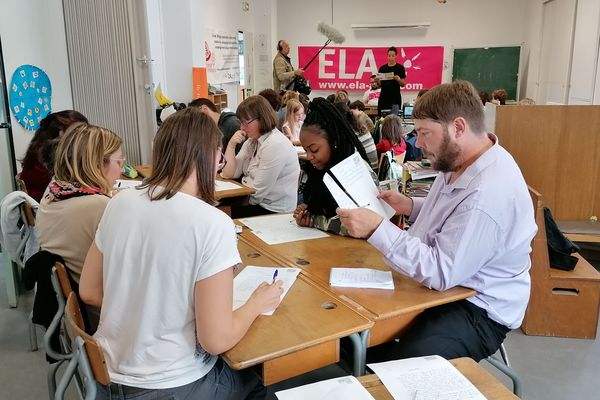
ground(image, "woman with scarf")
xmin=36 ymin=123 xmax=124 ymax=283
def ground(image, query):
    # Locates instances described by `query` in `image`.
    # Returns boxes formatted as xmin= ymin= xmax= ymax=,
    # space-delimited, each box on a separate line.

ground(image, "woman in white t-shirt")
xmin=282 ymin=99 xmax=304 ymax=145
xmin=80 ymin=108 xmax=283 ymax=399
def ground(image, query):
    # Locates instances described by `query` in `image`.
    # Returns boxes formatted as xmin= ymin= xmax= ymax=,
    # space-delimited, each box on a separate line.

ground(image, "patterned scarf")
xmin=45 ymin=178 xmax=108 ymax=202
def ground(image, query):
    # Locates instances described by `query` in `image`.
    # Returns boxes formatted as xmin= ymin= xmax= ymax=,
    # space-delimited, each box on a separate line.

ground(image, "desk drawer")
xmin=261 ymin=340 xmax=339 ymax=385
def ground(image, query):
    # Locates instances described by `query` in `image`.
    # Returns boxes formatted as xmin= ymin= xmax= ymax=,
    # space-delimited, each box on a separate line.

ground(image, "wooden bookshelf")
xmin=209 ymin=93 xmax=228 ymax=112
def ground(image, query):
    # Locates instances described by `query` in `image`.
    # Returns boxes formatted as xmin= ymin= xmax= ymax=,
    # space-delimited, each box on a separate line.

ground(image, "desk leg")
xmin=348 ymin=329 xmax=371 ymax=376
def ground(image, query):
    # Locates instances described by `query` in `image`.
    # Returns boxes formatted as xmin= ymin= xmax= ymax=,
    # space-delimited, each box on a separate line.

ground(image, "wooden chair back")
xmin=15 ymin=173 xmax=27 ymax=193
xmin=64 ymin=293 xmax=110 ymax=385
xmin=20 ymin=201 xmax=36 ymax=227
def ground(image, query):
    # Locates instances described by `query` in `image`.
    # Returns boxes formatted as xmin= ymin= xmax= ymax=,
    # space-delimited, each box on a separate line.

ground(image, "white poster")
xmin=205 ymin=30 xmax=240 ymax=84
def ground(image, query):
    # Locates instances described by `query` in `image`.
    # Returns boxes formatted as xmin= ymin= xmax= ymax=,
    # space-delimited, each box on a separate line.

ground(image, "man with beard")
xmin=273 ymin=40 xmax=304 ymax=92
xmin=337 ymin=80 xmax=537 ymax=362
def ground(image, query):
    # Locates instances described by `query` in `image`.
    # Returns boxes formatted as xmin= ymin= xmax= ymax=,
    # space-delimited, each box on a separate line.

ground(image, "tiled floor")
xmin=2 ymin=254 xmax=599 ymax=400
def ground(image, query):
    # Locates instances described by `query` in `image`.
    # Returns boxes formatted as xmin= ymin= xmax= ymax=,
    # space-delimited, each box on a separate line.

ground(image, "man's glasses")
xmin=240 ymin=117 xmax=258 ymax=126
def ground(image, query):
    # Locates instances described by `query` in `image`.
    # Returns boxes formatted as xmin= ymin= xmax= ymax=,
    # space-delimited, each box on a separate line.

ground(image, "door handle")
xmin=0 ymin=122 xmax=10 ymax=129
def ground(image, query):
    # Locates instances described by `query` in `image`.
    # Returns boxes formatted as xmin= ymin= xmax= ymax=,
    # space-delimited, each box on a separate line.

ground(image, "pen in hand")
xmin=272 ymin=269 xmax=278 ymax=284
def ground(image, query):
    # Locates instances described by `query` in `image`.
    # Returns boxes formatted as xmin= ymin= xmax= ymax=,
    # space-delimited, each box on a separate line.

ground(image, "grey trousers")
xmin=95 ymin=358 xmax=266 ymax=400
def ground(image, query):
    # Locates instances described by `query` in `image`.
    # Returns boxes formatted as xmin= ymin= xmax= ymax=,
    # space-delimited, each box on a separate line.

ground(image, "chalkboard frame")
xmin=451 ymin=45 xmax=523 ymax=102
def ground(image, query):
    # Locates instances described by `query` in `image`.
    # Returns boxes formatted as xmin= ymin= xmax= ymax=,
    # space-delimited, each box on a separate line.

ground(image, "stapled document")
xmin=330 ymin=268 xmax=394 ymax=290
xmin=324 ymin=152 xmax=395 ymax=219
xmin=233 ymin=266 xmax=301 ymax=316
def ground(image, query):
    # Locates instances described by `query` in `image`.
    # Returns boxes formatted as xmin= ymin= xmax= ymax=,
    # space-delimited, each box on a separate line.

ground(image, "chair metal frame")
xmin=484 ymin=342 xmax=523 ymax=397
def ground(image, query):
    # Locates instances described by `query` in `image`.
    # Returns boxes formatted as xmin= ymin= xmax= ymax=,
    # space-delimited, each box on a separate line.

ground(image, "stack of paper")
xmin=368 ymin=355 xmax=486 ymax=400
xmin=233 ymin=266 xmax=301 ymax=316
xmin=330 ymin=268 xmax=394 ymax=290
xmin=275 ymin=376 xmax=374 ymax=400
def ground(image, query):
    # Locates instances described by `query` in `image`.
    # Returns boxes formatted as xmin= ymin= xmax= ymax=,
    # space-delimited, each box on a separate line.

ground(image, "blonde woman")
xmin=36 ymin=123 xmax=124 ymax=283
xmin=282 ymin=99 xmax=304 ymax=144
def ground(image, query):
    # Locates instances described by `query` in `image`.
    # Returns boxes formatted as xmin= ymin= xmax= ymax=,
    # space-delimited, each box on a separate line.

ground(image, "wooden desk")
xmin=365 ymin=107 xmax=378 ymax=116
xmin=236 ymin=224 xmax=475 ymax=348
xmin=132 ymin=164 xmax=255 ymax=200
xmin=223 ymin=240 xmax=373 ymax=385
xmin=359 ymin=357 xmax=518 ymax=399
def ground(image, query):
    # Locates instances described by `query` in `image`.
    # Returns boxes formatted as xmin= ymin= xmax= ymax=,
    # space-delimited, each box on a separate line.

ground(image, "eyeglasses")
xmin=240 ymin=117 xmax=258 ymax=126
xmin=110 ymin=156 xmax=127 ymax=168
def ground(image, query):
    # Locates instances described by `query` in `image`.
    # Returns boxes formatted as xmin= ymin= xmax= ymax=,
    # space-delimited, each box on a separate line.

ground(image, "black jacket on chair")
xmin=23 ymin=250 xmax=64 ymax=362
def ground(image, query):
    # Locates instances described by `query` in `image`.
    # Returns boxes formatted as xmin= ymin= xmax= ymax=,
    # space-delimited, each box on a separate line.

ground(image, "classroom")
xmin=0 ymin=0 xmax=599 ymax=399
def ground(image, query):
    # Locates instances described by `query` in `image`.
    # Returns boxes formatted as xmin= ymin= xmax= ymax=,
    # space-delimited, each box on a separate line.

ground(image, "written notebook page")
xmin=275 ymin=375 xmax=375 ymax=400
xmin=239 ymin=214 xmax=329 ymax=245
xmin=233 ymin=266 xmax=301 ymax=316
xmin=368 ymin=355 xmax=486 ymax=400
xmin=325 ymin=152 xmax=395 ymax=219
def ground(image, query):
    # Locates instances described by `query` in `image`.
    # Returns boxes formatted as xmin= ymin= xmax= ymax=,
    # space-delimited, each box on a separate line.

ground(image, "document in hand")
xmin=233 ymin=266 xmax=301 ymax=316
xmin=330 ymin=268 xmax=394 ymax=290
xmin=275 ymin=375 xmax=375 ymax=400
xmin=368 ymin=355 xmax=486 ymax=400
xmin=323 ymin=152 xmax=395 ymax=219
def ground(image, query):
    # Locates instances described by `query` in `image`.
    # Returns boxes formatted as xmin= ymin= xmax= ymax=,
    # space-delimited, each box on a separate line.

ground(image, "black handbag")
xmin=544 ymin=207 xmax=580 ymax=271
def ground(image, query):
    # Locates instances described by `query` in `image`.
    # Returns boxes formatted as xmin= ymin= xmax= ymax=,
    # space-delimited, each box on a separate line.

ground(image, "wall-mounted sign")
xmin=205 ymin=30 xmax=240 ymax=84
xmin=298 ymin=46 xmax=443 ymax=92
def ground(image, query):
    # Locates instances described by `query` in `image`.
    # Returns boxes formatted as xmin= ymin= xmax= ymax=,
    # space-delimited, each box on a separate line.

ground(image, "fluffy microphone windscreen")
xmin=317 ymin=22 xmax=345 ymax=44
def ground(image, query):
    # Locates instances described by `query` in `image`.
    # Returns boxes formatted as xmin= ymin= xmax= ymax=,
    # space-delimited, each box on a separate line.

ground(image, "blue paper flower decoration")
xmin=9 ymin=65 xmax=52 ymax=131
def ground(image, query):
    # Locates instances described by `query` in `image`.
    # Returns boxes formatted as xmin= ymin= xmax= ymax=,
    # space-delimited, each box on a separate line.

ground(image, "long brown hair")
xmin=53 ymin=123 xmax=122 ymax=194
xmin=143 ymin=107 xmax=222 ymax=203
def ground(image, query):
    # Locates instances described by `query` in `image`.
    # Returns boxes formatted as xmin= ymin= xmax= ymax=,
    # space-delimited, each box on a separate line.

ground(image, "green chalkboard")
xmin=452 ymin=46 xmax=521 ymax=101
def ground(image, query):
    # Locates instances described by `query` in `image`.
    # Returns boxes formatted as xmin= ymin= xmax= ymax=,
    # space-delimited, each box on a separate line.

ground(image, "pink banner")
xmin=298 ymin=46 xmax=443 ymax=92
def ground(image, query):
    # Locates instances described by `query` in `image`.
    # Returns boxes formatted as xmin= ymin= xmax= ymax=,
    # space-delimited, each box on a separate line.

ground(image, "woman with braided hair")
xmin=293 ymin=97 xmax=374 ymax=235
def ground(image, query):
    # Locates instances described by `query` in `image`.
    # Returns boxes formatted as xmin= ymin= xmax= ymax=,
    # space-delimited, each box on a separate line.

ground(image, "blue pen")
xmin=272 ymin=269 xmax=278 ymax=284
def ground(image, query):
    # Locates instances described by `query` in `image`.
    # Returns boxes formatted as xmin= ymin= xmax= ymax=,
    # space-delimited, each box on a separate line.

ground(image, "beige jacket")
xmin=273 ymin=52 xmax=296 ymax=91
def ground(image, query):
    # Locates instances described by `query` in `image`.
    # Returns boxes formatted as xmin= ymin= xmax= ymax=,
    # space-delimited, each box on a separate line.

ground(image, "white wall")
xmin=148 ymin=0 xmax=277 ymax=110
xmin=0 ymin=0 xmax=72 ymax=196
xmin=277 ymin=0 xmax=529 ymax=102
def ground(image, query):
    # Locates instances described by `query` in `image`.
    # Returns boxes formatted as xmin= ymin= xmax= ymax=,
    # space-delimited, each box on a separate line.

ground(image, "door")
xmin=0 ymin=36 xmax=20 ymax=307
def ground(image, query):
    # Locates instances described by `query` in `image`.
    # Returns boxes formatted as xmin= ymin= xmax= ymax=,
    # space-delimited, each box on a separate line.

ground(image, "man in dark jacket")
xmin=188 ymin=98 xmax=241 ymax=151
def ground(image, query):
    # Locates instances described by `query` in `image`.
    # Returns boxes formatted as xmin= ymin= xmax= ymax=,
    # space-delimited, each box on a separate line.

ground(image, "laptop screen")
xmin=403 ymin=105 xmax=414 ymax=119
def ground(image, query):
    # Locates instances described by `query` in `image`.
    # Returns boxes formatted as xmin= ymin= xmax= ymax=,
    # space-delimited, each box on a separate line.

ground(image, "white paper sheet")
xmin=330 ymin=268 xmax=394 ymax=290
xmin=293 ymin=145 xmax=306 ymax=154
xmin=368 ymin=356 xmax=486 ymax=400
xmin=114 ymin=180 xmax=142 ymax=189
xmin=239 ymin=214 xmax=329 ymax=245
xmin=324 ymin=153 xmax=395 ymax=219
xmin=275 ymin=375 xmax=375 ymax=400
xmin=233 ymin=266 xmax=301 ymax=316
xmin=215 ymin=180 xmax=242 ymax=192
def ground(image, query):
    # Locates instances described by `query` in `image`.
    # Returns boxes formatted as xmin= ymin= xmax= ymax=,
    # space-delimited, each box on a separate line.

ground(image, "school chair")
xmin=521 ymin=187 xmax=600 ymax=339
xmin=484 ymin=342 xmax=523 ymax=397
xmin=55 ymin=292 xmax=109 ymax=400
xmin=46 ymin=262 xmax=80 ymax=398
